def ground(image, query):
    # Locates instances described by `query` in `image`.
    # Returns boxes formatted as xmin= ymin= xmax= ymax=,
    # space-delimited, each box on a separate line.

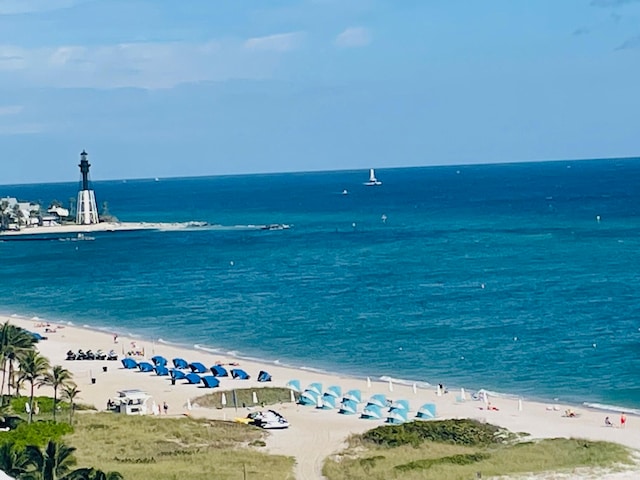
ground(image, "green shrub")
xmin=362 ymin=419 xmax=516 ymax=448
xmin=0 ymin=421 xmax=73 ymax=449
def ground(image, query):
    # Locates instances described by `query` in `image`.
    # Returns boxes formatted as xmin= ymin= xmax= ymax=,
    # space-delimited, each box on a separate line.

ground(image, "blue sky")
xmin=1 ymin=0 xmax=639 ymax=184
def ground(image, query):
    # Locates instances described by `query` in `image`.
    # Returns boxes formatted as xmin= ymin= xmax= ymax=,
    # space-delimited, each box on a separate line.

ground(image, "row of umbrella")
xmin=286 ymin=380 xmax=437 ymax=424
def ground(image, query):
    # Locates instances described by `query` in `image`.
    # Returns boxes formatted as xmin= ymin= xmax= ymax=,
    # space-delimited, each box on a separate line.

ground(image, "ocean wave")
xmin=582 ymin=403 xmax=640 ymax=416
xmin=194 ymin=344 xmax=224 ymax=354
xmin=477 ymin=388 xmax=522 ymax=400
xmin=380 ymin=376 xmax=431 ymax=388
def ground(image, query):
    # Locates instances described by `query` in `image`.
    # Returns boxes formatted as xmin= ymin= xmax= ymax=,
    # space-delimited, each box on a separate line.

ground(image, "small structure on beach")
xmin=113 ymin=389 xmax=152 ymax=415
xmin=76 ymin=150 xmax=100 ymax=225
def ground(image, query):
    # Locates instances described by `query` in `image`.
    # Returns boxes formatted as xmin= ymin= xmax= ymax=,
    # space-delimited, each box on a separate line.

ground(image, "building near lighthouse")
xmin=76 ymin=150 xmax=100 ymax=225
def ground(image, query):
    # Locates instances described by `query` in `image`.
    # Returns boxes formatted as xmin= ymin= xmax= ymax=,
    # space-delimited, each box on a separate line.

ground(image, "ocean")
xmin=2 ymin=158 xmax=640 ymax=411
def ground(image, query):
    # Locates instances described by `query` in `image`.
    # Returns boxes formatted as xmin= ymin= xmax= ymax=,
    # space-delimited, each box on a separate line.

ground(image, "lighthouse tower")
xmin=76 ymin=150 xmax=100 ymax=225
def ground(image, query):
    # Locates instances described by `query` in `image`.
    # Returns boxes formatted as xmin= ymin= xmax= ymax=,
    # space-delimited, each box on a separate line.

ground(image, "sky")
xmin=1 ymin=0 xmax=640 ymax=184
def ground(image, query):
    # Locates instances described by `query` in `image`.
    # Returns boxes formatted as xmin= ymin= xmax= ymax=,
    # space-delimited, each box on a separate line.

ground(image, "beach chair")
xmin=201 ymin=376 xmax=220 ymax=388
xmin=172 ymin=358 xmax=188 ymax=369
xmin=231 ymin=369 xmax=250 ymax=380
xmin=170 ymin=369 xmax=187 ymax=380
xmin=121 ymin=358 xmax=138 ymax=369
xmin=154 ymin=365 xmax=169 ymax=376
xmin=184 ymin=373 xmax=202 ymax=385
xmin=210 ymin=365 xmax=228 ymax=377
xmin=189 ymin=362 xmax=207 ymax=374
xmin=137 ymin=362 xmax=154 ymax=373
xmin=151 ymin=355 xmax=168 ymax=367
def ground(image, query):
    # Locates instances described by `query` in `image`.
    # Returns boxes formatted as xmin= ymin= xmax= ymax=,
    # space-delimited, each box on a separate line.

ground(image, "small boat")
xmin=261 ymin=224 xmax=291 ymax=231
xmin=245 ymin=410 xmax=289 ymax=429
xmin=342 ymin=189 xmax=349 ymax=195
xmin=364 ymin=168 xmax=382 ymax=186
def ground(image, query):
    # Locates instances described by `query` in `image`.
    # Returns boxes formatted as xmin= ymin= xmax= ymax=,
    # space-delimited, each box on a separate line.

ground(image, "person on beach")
xmin=605 ymin=416 xmax=613 ymax=427
xmin=620 ymin=413 xmax=626 ymax=428
xmin=163 ymin=401 xmax=168 ymax=415
xmin=113 ymin=334 xmax=118 ymax=344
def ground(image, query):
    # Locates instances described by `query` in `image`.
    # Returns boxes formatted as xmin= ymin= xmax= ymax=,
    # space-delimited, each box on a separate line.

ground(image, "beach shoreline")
xmin=5 ymin=312 xmax=640 ymax=479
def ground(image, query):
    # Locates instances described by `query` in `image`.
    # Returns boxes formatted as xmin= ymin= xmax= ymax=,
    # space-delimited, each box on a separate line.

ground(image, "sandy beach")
xmin=6 ymin=314 xmax=640 ymax=480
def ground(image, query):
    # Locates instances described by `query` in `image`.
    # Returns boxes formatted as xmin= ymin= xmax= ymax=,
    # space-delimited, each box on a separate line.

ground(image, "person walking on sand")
xmin=163 ymin=401 xmax=168 ymax=415
xmin=620 ymin=413 xmax=626 ymax=428
xmin=113 ymin=334 xmax=118 ymax=344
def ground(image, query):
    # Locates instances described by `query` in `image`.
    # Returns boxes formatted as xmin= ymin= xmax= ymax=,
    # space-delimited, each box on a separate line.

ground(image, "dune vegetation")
xmin=323 ymin=419 xmax=633 ymax=480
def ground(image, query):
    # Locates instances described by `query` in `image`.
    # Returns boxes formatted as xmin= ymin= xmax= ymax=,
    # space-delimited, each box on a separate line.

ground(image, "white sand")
xmin=6 ymin=315 xmax=640 ymax=480
xmin=0 ymin=222 xmax=197 ymax=236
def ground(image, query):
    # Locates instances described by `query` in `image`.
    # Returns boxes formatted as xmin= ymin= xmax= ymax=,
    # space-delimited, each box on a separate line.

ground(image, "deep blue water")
xmin=2 ymin=159 xmax=640 ymax=410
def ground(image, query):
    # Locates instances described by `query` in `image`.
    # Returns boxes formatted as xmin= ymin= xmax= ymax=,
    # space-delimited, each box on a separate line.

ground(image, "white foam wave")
xmin=380 ymin=376 xmax=431 ymax=388
xmin=194 ymin=344 xmax=223 ymax=354
xmin=583 ymin=403 xmax=640 ymax=416
xmin=477 ymin=388 xmax=522 ymax=400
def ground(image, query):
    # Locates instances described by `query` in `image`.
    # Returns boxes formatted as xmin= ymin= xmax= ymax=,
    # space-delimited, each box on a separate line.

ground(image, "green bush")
xmin=362 ymin=419 xmax=516 ymax=448
xmin=0 ymin=421 xmax=73 ymax=449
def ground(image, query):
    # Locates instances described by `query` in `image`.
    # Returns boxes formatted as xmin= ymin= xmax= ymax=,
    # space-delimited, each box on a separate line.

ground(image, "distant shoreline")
xmin=0 ymin=222 xmax=160 ymax=236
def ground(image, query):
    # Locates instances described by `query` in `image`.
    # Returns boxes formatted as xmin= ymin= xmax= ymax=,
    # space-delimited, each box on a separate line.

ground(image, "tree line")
xmin=0 ymin=322 xmax=123 ymax=480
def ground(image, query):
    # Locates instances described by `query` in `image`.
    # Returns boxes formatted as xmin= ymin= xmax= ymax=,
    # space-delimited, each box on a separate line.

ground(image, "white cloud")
xmin=335 ymin=26 xmax=372 ymax=48
xmin=0 ymin=105 xmax=23 ymax=115
xmin=0 ymin=0 xmax=91 ymax=15
xmin=0 ymin=35 xmax=303 ymax=89
xmin=244 ymin=32 xmax=304 ymax=52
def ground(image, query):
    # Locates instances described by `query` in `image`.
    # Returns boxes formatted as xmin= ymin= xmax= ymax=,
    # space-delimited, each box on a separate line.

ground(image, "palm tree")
xmin=17 ymin=350 xmax=50 ymax=423
xmin=24 ymin=440 xmax=77 ymax=480
xmin=41 ymin=366 xmax=73 ymax=423
xmin=60 ymin=384 xmax=80 ymax=425
xmin=0 ymin=322 xmax=37 ymax=402
xmin=0 ymin=442 xmax=30 ymax=478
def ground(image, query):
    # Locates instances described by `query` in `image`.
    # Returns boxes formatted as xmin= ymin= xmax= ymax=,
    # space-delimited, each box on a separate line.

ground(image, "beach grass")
xmin=192 ymin=387 xmax=295 ymax=409
xmin=323 ymin=420 xmax=632 ymax=480
xmin=64 ymin=412 xmax=295 ymax=480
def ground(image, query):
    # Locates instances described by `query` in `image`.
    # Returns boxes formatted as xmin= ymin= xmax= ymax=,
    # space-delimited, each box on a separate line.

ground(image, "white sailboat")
xmin=364 ymin=168 xmax=382 ymax=186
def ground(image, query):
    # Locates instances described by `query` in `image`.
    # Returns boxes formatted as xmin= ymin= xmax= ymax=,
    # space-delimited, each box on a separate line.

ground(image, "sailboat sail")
xmin=365 ymin=168 xmax=382 ymax=186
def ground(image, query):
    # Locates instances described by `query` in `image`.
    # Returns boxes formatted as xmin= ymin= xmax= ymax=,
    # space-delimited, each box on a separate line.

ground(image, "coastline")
xmin=4 ymin=312 xmax=640 ymax=479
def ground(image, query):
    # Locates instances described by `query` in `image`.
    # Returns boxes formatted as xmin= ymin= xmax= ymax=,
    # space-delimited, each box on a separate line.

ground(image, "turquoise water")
xmin=2 ymin=159 xmax=640 ymax=410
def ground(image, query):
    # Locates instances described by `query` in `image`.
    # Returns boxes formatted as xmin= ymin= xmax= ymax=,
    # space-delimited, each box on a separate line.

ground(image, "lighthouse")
xmin=76 ymin=150 xmax=100 ymax=225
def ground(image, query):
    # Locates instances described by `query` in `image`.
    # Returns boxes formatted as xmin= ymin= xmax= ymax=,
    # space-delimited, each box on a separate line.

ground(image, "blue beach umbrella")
xmin=343 ymin=389 xmax=362 ymax=403
xmin=368 ymin=394 xmax=387 ymax=408
xmin=417 ymin=403 xmax=437 ymax=419
xmin=299 ymin=389 xmax=320 ymax=406
xmin=286 ymin=379 xmax=302 ymax=392
xmin=320 ymin=394 xmax=337 ymax=410
xmin=391 ymin=399 xmax=410 ymax=411
xmin=361 ymin=404 xmax=383 ymax=420
xmin=307 ymin=382 xmax=323 ymax=395
xmin=325 ymin=385 xmax=342 ymax=398
xmin=211 ymin=365 xmax=228 ymax=377
xmin=151 ymin=355 xmax=167 ymax=367
xmin=339 ymin=399 xmax=359 ymax=415
xmin=387 ymin=407 xmax=409 ymax=424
